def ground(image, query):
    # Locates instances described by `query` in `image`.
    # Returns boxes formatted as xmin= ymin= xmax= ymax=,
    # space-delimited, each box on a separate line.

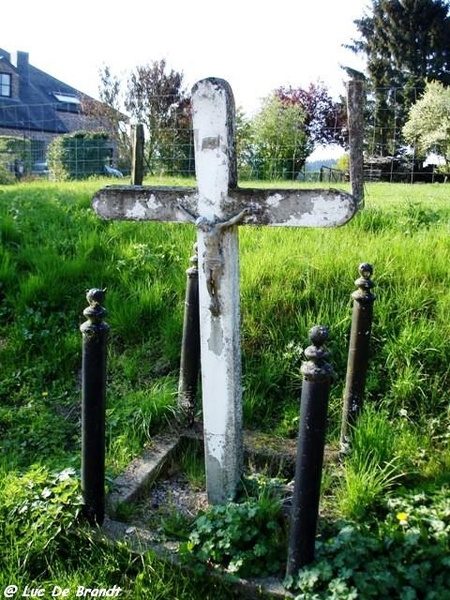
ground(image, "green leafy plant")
xmin=181 ymin=490 xmax=286 ymax=577
xmin=284 ymin=486 xmax=450 ymax=599
xmin=0 ymin=466 xmax=86 ymax=574
xmin=0 ymin=163 xmax=16 ymax=184
xmin=47 ymin=131 xmax=112 ymax=180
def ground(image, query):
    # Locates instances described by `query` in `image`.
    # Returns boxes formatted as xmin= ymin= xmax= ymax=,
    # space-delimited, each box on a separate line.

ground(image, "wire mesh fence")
xmin=0 ymin=87 xmax=448 ymax=183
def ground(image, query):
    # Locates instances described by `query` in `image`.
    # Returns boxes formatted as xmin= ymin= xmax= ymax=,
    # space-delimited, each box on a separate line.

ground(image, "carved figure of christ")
xmin=92 ymin=78 xmax=358 ymax=504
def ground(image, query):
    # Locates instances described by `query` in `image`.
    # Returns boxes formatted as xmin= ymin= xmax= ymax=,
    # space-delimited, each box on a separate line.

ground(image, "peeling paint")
xmin=146 ymin=194 xmax=161 ymax=210
xmin=266 ymin=193 xmax=283 ymax=207
xmin=205 ymin=433 xmax=225 ymax=463
xmin=283 ymin=196 xmax=353 ymax=227
xmin=201 ymin=135 xmax=221 ymax=150
xmin=125 ymin=201 xmax=147 ymax=219
xmin=207 ymin=322 xmax=224 ymax=355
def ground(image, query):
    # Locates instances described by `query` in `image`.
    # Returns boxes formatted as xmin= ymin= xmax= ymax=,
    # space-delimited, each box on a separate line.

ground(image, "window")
xmin=0 ymin=73 xmax=11 ymax=97
xmin=52 ymin=92 xmax=80 ymax=105
xmin=52 ymin=91 xmax=80 ymax=113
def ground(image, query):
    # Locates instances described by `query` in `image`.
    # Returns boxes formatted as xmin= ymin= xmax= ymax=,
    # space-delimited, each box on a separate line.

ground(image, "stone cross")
xmin=92 ymin=78 xmax=358 ymax=504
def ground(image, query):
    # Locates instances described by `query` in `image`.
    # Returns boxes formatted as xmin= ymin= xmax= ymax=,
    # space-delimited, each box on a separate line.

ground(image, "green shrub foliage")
xmin=47 ymin=131 xmax=113 ymax=180
xmin=182 ymin=491 xmax=286 ymax=577
xmin=285 ymin=486 xmax=450 ymax=599
xmin=0 ymin=466 xmax=86 ymax=575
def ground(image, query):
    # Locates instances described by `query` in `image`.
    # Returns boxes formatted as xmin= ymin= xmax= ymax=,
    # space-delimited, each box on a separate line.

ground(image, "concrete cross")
xmin=92 ymin=78 xmax=358 ymax=504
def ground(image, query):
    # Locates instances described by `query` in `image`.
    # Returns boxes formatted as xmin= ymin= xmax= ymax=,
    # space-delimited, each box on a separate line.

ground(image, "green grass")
xmin=1 ymin=178 xmax=450 ymax=596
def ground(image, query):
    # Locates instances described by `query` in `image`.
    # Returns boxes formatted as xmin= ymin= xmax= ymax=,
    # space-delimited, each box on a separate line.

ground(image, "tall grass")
xmin=1 ymin=178 xmax=450 ymax=592
xmin=2 ymin=179 xmax=450 ymax=445
xmin=239 ymin=184 xmax=450 ymax=437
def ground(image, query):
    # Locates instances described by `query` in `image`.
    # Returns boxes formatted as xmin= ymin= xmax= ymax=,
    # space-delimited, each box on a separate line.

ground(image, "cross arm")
xmin=227 ymin=187 xmax=358 ymax=228
xmin=92 ymin=185 xmax=358 ymax=229
xmin=91 ymin=185 xmax=198 ymax=222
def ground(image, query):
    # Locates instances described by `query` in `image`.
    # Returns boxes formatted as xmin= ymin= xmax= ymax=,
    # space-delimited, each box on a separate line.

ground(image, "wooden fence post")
xmin=131 ymin=124 xmax=145 ymax=185
xmin=346 ymin=75 xmax=365 ymax=207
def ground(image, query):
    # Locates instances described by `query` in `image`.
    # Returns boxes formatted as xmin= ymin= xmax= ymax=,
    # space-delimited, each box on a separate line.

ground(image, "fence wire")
xmin=0 ymin=88 xmax=446 ymax=183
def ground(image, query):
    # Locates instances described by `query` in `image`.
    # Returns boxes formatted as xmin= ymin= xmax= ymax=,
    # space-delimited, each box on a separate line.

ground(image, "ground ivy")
xmin=180 ymin=492 xmax=286 ymax=577
xmin=284 ymin=486 xmax=450 ymax=599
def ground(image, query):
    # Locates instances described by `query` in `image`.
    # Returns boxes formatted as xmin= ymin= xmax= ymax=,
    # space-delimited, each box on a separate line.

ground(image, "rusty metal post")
xmin=178 ymin=243 xmax=201 ymax=426
xmin=80 ymin=288 xmax=109 ymax=525
xmin=286 ymin=326 xmax=334 ymax=574
xmin=340 ymin=263 xmax=376 ymax=454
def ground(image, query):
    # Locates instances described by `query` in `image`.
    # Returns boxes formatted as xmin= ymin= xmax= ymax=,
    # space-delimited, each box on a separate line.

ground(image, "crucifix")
xmin=92 ymin=78 xmax=358 ymax=504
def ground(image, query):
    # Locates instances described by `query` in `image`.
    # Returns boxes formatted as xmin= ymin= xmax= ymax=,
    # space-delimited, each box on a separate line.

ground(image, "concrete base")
xmin=101 ymin=516 xmax=293 ymax=599
xmin=106 ymin=433 xmax=182 ymax=514
xmin=102 ymin=429 xmax=327 ymax=599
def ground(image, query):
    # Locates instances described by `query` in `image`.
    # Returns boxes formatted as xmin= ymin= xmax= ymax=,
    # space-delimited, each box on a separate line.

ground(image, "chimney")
xmin=12 ymin=51 xmax=30 ymax=83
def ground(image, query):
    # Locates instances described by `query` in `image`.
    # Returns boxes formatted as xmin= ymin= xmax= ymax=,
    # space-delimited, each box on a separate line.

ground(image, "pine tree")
xmin=348 ymin=0 xmax=450 ymax=156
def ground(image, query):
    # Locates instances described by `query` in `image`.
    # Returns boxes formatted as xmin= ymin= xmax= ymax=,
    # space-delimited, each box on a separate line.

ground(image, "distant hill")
xmin=305 ymin=158 xmax=337 ymax=172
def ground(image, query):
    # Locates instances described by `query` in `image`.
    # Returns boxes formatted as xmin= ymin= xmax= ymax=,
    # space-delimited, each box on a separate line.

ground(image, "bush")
xmin=0 ymin=163 xmax=15 ymax=184
xmin=47 ymin=131 xmax=113 ymax=180
xmin=284 ymin=486 xmax=450 ymax=599
xmin=0 ymin=135 xmax=32 ymax=176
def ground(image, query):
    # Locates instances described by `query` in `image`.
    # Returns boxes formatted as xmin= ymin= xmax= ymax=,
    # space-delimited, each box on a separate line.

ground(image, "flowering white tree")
xmin=403 ymin=81 xmax=450 ymax=166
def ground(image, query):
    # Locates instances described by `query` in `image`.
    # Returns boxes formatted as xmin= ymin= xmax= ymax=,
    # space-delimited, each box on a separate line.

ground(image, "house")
xmin=0 ymin=48 xmax=125 ymax=174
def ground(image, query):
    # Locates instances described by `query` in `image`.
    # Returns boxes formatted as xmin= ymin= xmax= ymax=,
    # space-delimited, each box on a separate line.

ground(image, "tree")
xmin=249 ymin=93 xmax=309 ymax=180
xmin=403 ymin=80 xmax=450 ymax=165
xmin=347 ymin=0 xmax=450 ymax=156
xmin=235 ymin=107 xmax=255 ymax=180
xmin=81 ymin=65 xmax=130 ymax=172
xmin=245 ymin=83 xmax=345 ymax=180
xmin=276 ymin=83 xmax=347 ymax=148
xmin=125 ymin=59 xmax=193 ymax=176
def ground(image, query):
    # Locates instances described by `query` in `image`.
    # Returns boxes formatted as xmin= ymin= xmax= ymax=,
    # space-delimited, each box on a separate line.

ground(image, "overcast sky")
xmin=2 ymin=0 xmax=368 ymax=115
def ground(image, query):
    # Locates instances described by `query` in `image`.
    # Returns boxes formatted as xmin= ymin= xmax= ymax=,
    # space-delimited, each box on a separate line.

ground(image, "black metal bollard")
xmin=80 ymin=288 xmax=109 ymax=525
xmin=286 ymin=325 xmax=334 ymax=575
xmin=340 ymin=263 xmax=376 ymax=454
xmin=178 ymin=243 xmax=201 ymax=426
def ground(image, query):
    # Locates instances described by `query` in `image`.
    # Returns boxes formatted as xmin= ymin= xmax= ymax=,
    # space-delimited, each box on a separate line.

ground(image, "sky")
xmin=1 ymin=0 xmax=368 ymax=117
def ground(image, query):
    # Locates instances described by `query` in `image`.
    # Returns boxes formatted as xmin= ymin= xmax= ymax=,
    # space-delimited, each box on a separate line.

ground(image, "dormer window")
xmin=52 ymin=92 xmax=80 ymax=105
xmin=52 ymin=91 xmax=80 ymax=113
xmin=0 ymin=73 xmax=11 ymax=97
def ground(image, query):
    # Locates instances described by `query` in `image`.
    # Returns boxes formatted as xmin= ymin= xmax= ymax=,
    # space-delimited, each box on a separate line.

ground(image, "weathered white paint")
xmin=192 ymin=78 xmax=243 ymax=503
xmin=146 ymin=194 xmax=161 ymax=210
xmin=125 ymin=201 xmax=148 ymax=220
xmin=192 ymin=80 xmax=230 ymax=221
xmin=282 ymin=195 xmax=353 ymax=227
xmin=266 ymin=193 xmax=283 ymax=208
xmin=124 ymin=195 xmax=163 ymax=219
xmin=93 ymin=187 xmax=356 ymax=228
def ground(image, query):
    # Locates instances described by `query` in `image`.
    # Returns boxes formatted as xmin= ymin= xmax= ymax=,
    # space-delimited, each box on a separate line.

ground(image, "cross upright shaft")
xmin=191 ymin=78 xmax=244 ymax=503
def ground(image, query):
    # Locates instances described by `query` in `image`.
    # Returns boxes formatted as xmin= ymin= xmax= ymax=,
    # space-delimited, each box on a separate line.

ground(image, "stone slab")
xmin=106 ymin=433 xmax=182 ymax=513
